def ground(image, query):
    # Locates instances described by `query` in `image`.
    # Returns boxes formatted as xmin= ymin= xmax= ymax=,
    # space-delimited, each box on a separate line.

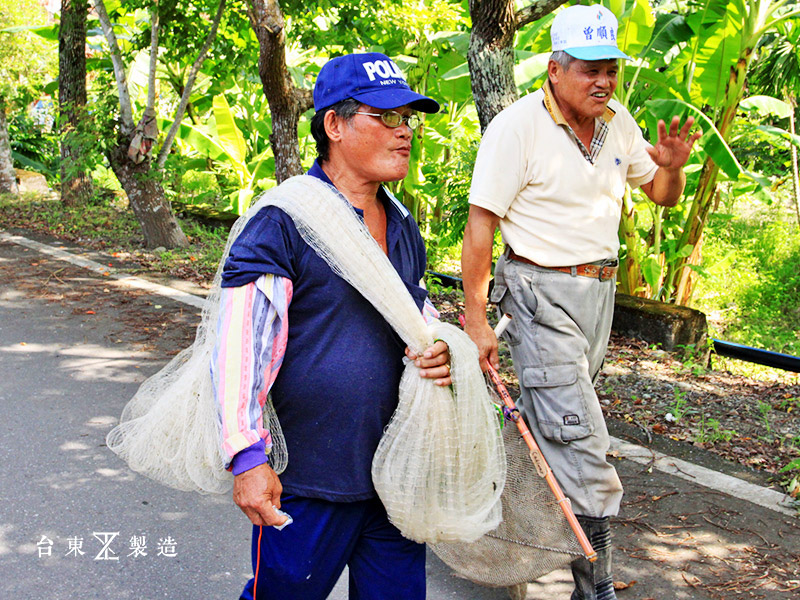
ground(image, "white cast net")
xmin=265 ymin=176 xmax=505 ymax=544
xmin=105 ymin=186 xmax=289 ymax=494
xmin=107 ymin=175 xmax=506 ymax=544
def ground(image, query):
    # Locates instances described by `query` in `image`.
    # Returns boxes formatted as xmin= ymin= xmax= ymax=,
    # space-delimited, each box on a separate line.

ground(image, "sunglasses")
xmin=355 ymin=110 xmax=422 ymax=130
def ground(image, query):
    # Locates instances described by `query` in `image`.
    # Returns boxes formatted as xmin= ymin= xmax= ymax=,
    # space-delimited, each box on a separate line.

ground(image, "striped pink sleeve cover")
xmin=210 ymin=274 xmax=293 ymax=469
xmin=422 ymin=296 xmax=440 ymax=324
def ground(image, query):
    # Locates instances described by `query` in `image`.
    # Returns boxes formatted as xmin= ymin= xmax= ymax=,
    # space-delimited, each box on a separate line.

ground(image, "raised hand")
xmin=646 ymin=115 xmax=702 ymax=170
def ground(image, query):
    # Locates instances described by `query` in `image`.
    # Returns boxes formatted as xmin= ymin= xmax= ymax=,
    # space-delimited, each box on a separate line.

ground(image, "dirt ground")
xmin=599 ymin=335 xmax=800 ymax=486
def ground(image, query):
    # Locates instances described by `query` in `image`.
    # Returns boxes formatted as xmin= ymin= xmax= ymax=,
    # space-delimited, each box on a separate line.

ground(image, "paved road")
xmin=1 ymin=233 xmax=797 ymax=600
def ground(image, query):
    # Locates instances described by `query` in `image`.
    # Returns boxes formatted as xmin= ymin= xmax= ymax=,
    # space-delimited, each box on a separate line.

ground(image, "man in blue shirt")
xmin=212 ymin=53 xmax=447 ymax=600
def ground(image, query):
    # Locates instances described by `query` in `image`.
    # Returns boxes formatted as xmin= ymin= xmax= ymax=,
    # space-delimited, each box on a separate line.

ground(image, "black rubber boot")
xmin=570 ymin=515 xmax=617 ymax=600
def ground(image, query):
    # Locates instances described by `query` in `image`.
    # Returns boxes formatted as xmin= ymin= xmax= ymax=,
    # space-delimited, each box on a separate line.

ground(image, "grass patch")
xmin=692 ymin=196 xmax=800 ymax=356
xmin=0 ymin=192 xmax=229 ymax=284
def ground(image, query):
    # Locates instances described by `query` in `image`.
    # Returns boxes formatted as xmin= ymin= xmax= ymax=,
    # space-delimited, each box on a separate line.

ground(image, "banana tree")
xmin=749 ymin=19 xmax=800 ymax=229
xmin=611 ymin=0 xmax=800 ymax=304
xmin=174 ymin=92 xmax=277 ymax=215
xmin=660 ymin=0 xmax=800 ymax=304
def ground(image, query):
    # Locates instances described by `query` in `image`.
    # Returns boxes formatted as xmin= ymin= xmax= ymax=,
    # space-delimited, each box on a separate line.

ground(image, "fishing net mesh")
xmin=105 ymin=187 xmax=287 ymax=494
xmin=267 ymin=177 xmax=505 ymax=544
xmin=107 ymin=175 xmax=505 ymax=544
xmin=430 ymin=411 xmax=584 ymax=586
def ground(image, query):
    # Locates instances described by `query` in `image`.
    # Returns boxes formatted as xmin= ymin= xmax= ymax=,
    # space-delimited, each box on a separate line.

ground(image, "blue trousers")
xmin=239 ymin=494 xmax=426 ymax=600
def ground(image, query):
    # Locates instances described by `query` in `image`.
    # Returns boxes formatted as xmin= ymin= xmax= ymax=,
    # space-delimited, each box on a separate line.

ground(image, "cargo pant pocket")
xmin=521 ymin=363 xmax=595 ymax=443
xmin=489 ymin=279 xmax=523 ymax=347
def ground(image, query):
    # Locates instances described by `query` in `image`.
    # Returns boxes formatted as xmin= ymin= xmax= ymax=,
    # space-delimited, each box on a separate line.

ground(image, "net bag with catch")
xmin=430 ymin=408 xmax=584 ymax=586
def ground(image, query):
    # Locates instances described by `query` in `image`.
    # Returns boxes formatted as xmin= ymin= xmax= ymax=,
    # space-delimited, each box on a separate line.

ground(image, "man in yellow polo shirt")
xmin=461 ymin=5 xmax=700 ymax=600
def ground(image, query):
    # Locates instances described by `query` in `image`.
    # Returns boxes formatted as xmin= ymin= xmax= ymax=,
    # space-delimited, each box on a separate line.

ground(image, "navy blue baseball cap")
xmin=313 ymin=53 xmax=440 ymax=113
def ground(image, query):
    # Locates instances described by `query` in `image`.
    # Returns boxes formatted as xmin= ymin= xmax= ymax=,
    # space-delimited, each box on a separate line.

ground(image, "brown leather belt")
xmin=507 ymin=249 xmax=618 ymax=281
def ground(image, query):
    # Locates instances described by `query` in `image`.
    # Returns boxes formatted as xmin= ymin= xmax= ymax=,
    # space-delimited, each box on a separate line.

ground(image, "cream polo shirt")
xmin=469 ymin=83 xmax=658 ymax=267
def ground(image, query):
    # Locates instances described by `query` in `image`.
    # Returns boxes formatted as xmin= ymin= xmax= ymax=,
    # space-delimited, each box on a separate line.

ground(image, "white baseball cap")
xmin=550 ymin=4 xmax=631 ymax=61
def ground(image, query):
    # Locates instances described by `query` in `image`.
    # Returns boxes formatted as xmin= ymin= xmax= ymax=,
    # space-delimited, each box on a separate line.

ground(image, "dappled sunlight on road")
xmin=0 ymin=289 xmax=27 ymax=300
xmin=58 ymin=354 xmax=149 ymax=384
xmin=0 ymin=341 xmax=159 ymax=384
xmin=0 ymin=523 xmax=14 ymax=556
xmin=59 ymin=441 xmax=91 ymax=452
xmin=84 ymin=415 xmax=117 ymax=428
xmin=159 ymin=512 xmax=190 ymax=522
xmin=48 ymin=426 xmax=138 ymax=490
xmin=613 ymin=485 xmax=800 ymax=597
xmin=0 ymin=342 xmax=62 ymax=354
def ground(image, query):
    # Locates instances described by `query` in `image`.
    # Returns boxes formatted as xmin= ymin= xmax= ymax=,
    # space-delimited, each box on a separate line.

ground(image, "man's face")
xmin=549 ymin=58 xmax=618 ymax=123
xmin=334 ymin=104 xmax=414 ymax=184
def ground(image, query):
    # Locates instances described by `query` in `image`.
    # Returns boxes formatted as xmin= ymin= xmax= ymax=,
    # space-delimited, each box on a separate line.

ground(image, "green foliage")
xmin=696 ymin=415 xmax=738 ymax=444
xmin=692 ymin=196 xmax=800 ymax=355
xmin=0 ymin=0 xmax=57 ymax=106
xmin=168 ymin=82 xmax=279 ymax=215
xmin=176 ymin=169 xmax=222 ymax=206
xmin=0 ymin=191 xmax=226 ymax=278
xmin=757 ymin=399 xmax=773 ymax=437
xmin=673 ymin=342 xmax=711 ymax=377
xmin=729 ymin=110 xmax=794 ymax=179
xmin=423 ymin=138 xmax=477 ymax=258
xmin=8 ymin=110 xmax=59 ymax=181
xmin=666 ymin=387 xmax=691 ymax=423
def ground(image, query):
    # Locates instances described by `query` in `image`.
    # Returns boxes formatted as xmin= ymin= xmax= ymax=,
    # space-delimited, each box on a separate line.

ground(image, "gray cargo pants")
xmin=492 ymin=252 xmax=623 ymax=517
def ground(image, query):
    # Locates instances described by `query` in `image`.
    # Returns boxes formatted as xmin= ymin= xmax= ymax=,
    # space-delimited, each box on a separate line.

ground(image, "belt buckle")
xmin=597 ymin=259 xmax=617 ymax=282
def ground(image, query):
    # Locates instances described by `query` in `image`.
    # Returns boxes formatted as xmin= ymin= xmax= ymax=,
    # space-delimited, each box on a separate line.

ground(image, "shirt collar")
xmin=542 ymin=79 xmax=616 ymax=126
xmin=307 ymin=159 xmax=409 ymax=221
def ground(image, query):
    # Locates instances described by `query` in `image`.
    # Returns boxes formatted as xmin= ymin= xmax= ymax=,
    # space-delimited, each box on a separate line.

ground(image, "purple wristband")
xmin=231 ymin=439 xmax=268 ymax=475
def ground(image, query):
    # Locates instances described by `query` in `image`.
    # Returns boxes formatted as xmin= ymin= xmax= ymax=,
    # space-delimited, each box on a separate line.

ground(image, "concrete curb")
xmin=0 ymin=231 xmax=206 ymax=310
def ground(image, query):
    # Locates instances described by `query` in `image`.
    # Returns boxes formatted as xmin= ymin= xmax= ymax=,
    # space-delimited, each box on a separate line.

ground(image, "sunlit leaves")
xmin=616 ymin=0 xmax=655 ymax=58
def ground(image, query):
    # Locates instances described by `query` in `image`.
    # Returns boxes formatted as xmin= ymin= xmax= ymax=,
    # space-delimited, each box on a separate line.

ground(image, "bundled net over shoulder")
xmin=107 ymin=175 xmax=505 ymax=544
xmin=105 ymin=190 xmax=289 ymax=494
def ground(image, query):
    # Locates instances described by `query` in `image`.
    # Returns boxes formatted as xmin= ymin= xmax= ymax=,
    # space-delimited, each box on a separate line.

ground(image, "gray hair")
xmin=549 ymin=50 xmax=576 ymax=71
xmin=310 ymin=98 xmax=362 ymax=162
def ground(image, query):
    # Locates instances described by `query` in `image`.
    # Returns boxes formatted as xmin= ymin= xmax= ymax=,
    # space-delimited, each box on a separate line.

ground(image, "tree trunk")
xmin=0 ymin=98 xmax=18 ymax=194
xmin=468 ymin=0 xmax=519 ymax=132
xmin=59 ymin=0 xmax=93 ymax=205
xmin=246 ymin=0 xmax=312 ymax=183
xmin=468 ymin=0 xmax=568 ymax=131
xmin=108 ymin=137 xmax=188 ymax=249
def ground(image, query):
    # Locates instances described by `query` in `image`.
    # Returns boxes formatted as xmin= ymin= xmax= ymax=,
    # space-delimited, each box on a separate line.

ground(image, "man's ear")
xmin=548 ymin=60 xmax=561 ymax=84
xmin=323 ymin=109 xmax=344 ymax=143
